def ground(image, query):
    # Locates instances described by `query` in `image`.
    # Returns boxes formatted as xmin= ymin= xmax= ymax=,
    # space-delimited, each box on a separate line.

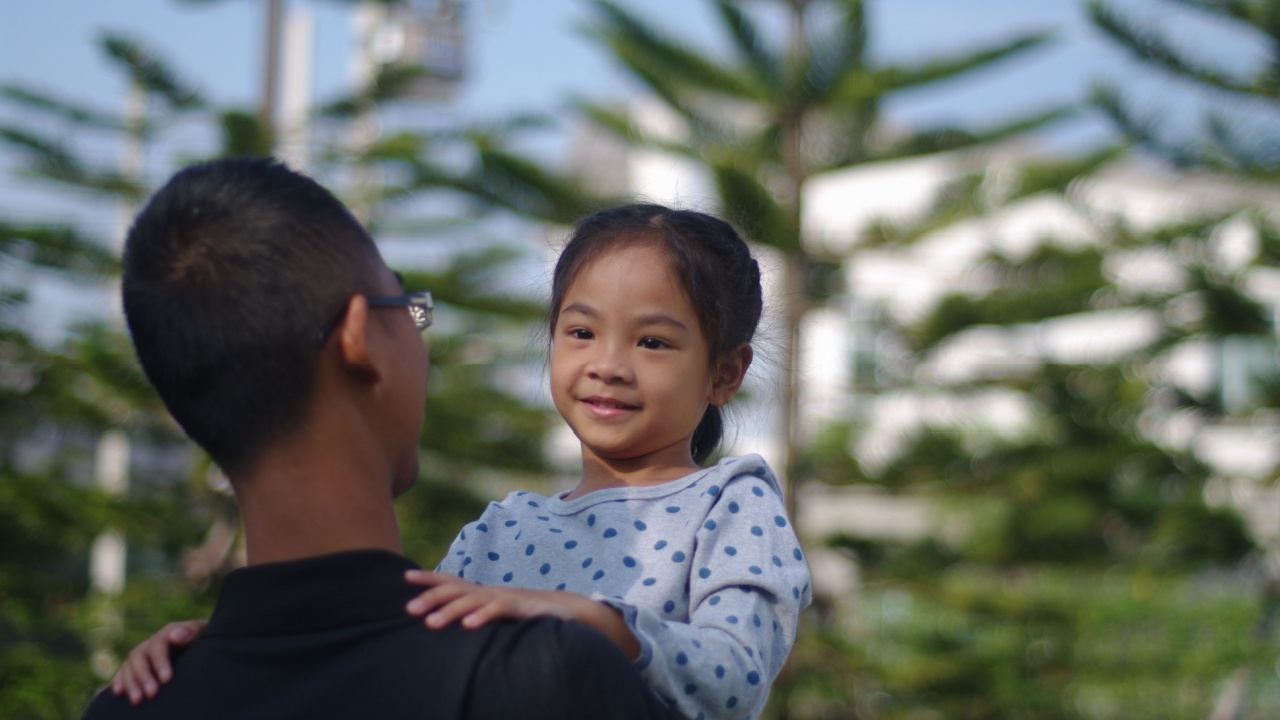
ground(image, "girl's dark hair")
xmin=550 ymin=203 xmax=762 ymax=464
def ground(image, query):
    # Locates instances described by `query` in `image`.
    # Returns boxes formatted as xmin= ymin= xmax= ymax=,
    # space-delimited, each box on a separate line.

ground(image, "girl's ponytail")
xmin=690 ymin=405 xmax=723 ymax=465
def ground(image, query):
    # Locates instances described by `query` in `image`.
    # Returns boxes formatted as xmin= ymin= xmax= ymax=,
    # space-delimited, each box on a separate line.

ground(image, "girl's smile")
xmin=578 ymin=395 xmax=640 ymax=420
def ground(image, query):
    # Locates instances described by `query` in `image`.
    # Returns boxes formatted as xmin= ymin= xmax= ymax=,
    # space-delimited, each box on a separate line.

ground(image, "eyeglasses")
xmin=316 ymin=291 xmax=434 ymax=347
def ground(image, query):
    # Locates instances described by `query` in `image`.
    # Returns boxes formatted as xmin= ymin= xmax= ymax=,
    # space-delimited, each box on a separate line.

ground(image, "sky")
xmin=0 ymin=0 xmax=1266 ymax=338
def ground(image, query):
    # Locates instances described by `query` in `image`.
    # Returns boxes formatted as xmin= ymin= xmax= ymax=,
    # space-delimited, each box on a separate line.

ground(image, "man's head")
xmin=122 ymin=158 xmax=416 ymax=478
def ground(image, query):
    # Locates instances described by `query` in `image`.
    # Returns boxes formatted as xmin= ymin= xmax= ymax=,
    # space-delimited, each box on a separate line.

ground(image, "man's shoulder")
xmin=82 ymin=688 xmax=137 ymax=720
xmin=467 ymin=618 xmax=673 ymax=720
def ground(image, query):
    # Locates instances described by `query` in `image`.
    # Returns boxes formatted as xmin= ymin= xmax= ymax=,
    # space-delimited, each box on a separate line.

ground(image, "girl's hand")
xmin=110 ymin=620 xmax=207 ymax=706
xmin=404 ymin=570 xmax=579 ymax=629
xmin=404 ymin=570 xmax=640 ymax=659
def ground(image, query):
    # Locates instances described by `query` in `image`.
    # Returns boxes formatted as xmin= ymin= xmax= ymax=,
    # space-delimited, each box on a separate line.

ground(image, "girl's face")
xmin=550 ymin=241 xmax=724 ymax=473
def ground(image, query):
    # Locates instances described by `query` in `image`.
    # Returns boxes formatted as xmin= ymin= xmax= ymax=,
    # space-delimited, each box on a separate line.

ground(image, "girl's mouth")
xmin=580 ymin=396 xmax=639 ymax=419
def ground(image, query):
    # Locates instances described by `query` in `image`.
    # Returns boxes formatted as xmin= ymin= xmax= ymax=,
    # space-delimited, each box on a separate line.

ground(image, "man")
xmin=83 ymin=158 xmax=673 ymax=719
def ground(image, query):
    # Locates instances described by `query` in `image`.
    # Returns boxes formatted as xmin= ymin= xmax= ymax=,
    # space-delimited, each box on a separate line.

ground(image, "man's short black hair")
xmin=123 ymin=157 xmax=383 ymax=475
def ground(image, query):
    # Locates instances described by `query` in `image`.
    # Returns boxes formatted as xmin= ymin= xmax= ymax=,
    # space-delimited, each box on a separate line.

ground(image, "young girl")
xmin=113 ymin=204 xmax=812 ymax=720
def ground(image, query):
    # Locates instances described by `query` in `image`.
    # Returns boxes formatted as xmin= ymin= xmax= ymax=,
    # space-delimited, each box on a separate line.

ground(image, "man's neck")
xmin=232 ymin=435 xmax=404 ymax=566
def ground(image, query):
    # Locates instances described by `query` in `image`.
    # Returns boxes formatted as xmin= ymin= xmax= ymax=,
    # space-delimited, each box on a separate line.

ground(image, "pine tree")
xmin=795 ymin=2 xmax=1280 ymax=712
xmin=0 ymin=19 xmax=609 ymax=715
xmin=577 ymin=0 xmax=1079 ymax=516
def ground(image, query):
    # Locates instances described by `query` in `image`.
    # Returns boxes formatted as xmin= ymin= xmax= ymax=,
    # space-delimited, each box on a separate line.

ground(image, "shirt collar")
xmin=204 ymin=549 xmax=420 ymax=637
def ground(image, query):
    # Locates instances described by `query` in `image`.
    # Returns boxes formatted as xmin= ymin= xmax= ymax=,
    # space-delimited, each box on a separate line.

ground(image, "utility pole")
xmin=87 ymin=79 xmax=146 ymax=680
xmin=277 ymin=0 xmax=315 ymax=169
xmin=260 ymin=0 xmax=283 ymax=148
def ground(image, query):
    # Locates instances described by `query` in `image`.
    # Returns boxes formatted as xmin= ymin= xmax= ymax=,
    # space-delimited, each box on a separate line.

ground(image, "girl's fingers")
xmin=423 ymin=592 xmax=495 ymax=629
xmin=166 ymin=619 xmax=206 ymax=647
xmin=124 ymin=648 xmax=158 ymax=704
xmin=460 ymin=599 xmax=515 ymax=629
xmin=145 ymin=635 xmax=176 ymax=685
xmin=406 ymin=582 xmax=472 ymax=616
xmin=404 ymin=569 xmax=451 ymax=586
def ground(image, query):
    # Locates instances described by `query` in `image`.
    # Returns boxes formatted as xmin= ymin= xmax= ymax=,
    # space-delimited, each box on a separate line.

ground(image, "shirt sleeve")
xmin=604 ymin=473 xmax=812 ymax=720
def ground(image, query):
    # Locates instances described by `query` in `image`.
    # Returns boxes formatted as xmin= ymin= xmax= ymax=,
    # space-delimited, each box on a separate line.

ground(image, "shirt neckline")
xmin=542 ymin=464 xmax=717 ymax=515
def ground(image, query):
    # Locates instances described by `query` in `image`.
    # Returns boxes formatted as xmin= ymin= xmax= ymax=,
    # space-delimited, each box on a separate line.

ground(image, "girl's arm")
xmin=109 ymin=620 xmax=207 ymax=705
xmin=609 ymin=472 xmax=811 ymax=719
xmin=404 ymin=571 xmax=641 ymax=659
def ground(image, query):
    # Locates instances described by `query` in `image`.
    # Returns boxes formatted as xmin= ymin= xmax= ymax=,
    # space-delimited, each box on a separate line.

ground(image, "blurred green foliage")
xmin=0 ymin=18 xmax=606 ymax=717
xmin=765 ymin=2 xmax=1280 ymax=718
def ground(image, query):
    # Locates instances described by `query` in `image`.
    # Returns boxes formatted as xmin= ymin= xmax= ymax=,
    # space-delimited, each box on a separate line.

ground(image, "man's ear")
xmin=709 ymin=344 xmax=753 ymax=407
xmin=336 ymin=294 xmax=381 ymax=381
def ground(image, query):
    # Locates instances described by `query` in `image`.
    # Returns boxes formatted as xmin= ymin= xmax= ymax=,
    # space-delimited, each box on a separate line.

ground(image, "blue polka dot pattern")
xmin=431 ymin=453 xmax=812 ymax=720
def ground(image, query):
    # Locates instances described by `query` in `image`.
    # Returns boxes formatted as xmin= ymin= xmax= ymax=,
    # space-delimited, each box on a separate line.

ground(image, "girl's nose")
xmin=586 ymin=345 xmax=634 ymax=384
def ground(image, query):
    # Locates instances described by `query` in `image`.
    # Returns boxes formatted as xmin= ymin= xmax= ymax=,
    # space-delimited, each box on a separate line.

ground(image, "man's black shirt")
xmin=82 ymin=549 xmax=674 ymax=720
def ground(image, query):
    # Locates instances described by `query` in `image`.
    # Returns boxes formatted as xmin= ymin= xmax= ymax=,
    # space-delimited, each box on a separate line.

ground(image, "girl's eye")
xmin=569 ymin=328 xmax=593 ymax=340
xmin=639 ymin=337 xmax=668 ymax=350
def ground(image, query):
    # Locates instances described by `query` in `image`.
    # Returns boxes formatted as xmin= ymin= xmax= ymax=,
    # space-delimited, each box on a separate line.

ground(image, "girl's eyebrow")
xmin=561 ymin=302 xmax=688 ymax=331
xmin=635 ymin=313 xmax=688 ymax=331
xmin=560 ymin=302 xmax=596 ymax=318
